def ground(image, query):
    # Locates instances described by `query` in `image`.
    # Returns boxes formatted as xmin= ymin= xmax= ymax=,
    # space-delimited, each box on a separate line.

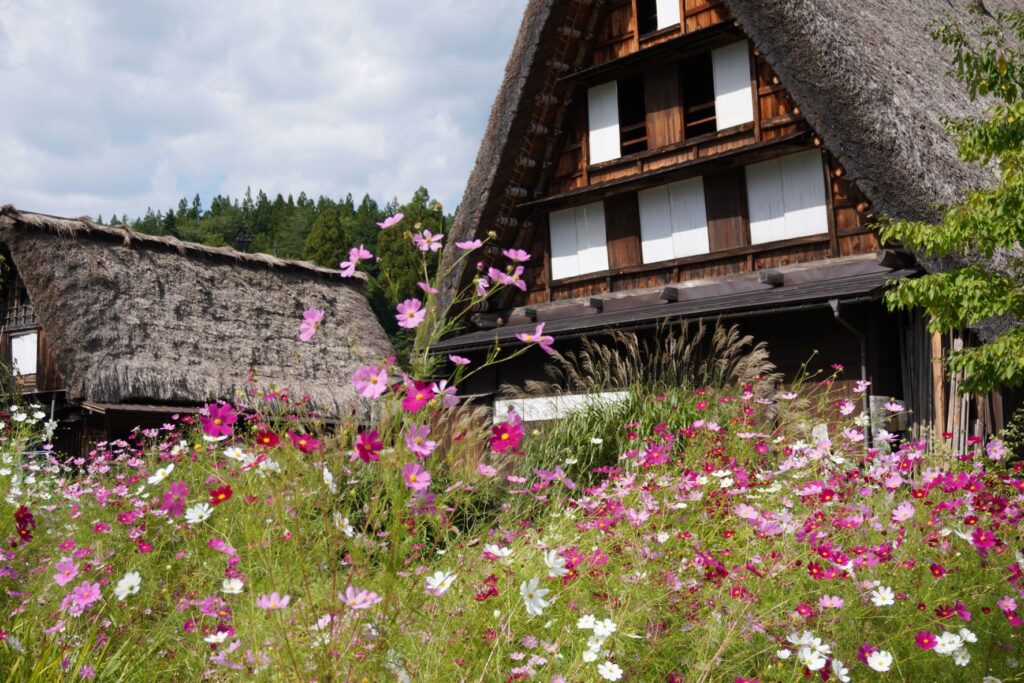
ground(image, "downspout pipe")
xmin=830 ymin=298 xmax=872 ymax=446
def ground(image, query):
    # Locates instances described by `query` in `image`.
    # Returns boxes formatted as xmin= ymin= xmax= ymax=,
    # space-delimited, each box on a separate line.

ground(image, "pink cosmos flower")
xmin=884 ymin=401 xmax=904 ymax=412
xmin=402 ymin=462 xmax=431 ymax=491
xmin=402 ymin=381 xmax=435 ymax=413
xmin=62 ymin=581 xmax=102 ymax=615
xmin=449 ymin=354 xmax=471 ymax=366
xmin=430 ymin=379 xmax=459 ymax=408
xmin=354 ymin=430 xmax=383 ymax=463
xmin=200 ymin=402 xmax=237 ymax=438
xmin=477 ymin=464 xmax=497 ymax=477
xmin=490 ymin=421 xmax=524 ymax=453
xmin=405 ymin=425 xmax=437 ymax=459
xmin=475 ymin=276 xmax=490 ymax=297
xmin=339 ymin=245 xmax=373 ymax=278
xmin=971 ymin=528 xmax=997 ymax=555
xmin=340 ymin=586 xmax=382 ymax=610
xmin=53 ymin=558 xmax=79 ymax=587
xmin=288 ymin=431 xmax=321 ymax=454
xmin=986 ymin=439 xmax=1006 ymax=461
xmin=891 ymin=501 xmax=915 ymax=523
xmin=915 ymin=630 xmax=937 ymax=650
xmin=161 ymin=481 xmax=189 ymax=517
xmin=412 ymin=229 xmax=444 ymax=252
xmin=396 ymin=299 xmax=426 ymax=329
xmin=818 ymin=594 xmax=844 ymax=609
xmin=353 ymin=364 xmax=389 ymax=400
xmin=299 ymin=308 xmax=325 ymax=342
xmin=418 ymin=281 xmax=438 ymax=294
xmin=502 ymin=248 xmax=531 ymax=262
xmin=377 ymin=213 xmax=404 ymax=229
xmin=256 ymin=592 xmax=290 ymax=610
xmin=488 ymin=265 xmax=528 ymax=292
xmin=516 ymin=322 xmax=555 ymax=355
xmin=455 ymin=239 xmax=482 ymax=250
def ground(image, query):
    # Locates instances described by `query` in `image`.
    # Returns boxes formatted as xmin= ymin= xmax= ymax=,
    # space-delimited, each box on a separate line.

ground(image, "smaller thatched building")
xmin=0 ymin=205 xmax=393 ymax=453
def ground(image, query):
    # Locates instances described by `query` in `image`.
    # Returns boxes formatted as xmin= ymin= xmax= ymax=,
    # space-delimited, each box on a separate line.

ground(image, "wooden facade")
xmin=497 ymin=2 xmax=878 ymax=309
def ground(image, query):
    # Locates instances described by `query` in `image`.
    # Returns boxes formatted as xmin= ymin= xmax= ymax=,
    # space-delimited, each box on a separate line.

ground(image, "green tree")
xmin=881 ymin=9 xmax=1024 ymax=392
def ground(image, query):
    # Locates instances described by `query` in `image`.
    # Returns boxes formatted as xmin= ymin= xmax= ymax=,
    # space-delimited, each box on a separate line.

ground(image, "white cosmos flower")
xmin=333 ymin=513 xmax=356 ymax=537
xmin=544 ymin=549 xmax=569 ymax=578
xmin=425 ymin=570 xmax=456 ymax=596
xmin=323 ymin=467 xmax=336 ymax=494
xmin=593 ymin=619 xmax=617 ymax=638
xmin=223 ymin=447 xmax=247 ymax=461
xmin=519 ymin=577 xmax=550 ymax=616
xmin=484 ymin=544 xmax=512 ymax=559
xmin=958 ymin=627 xmax=977 ymax=644
xmin=865 ymin=650 xmax=893 ymax=672
xmin=591 ymin=437 xmax=604 ymax=445
xmin=577 ymin=614 xmax=597 ymax=630
xmin=831 ymin=658 xmax=850 ymax=682
xmin=222 ymin=578 xmax=244 ymax=594
xmin=870 ymin=585 xmax=895 ymax=606
xmin=776 ymin=648 xmax=792 ymax=660
xmin=597 ymin=661 xmax=623 ymax=681
xmin=184 ymin=503 xmax=213 ymax=525
xmin=147 ymin=464 xmax=174 ymax=485
xmin=934 ymin=631 xmax=964 ymax=655
xmin=114 ymin=571 xmax=141 ymax=600
xmin=582 ymin=649 xmax=599 ymax=663
xmin=203 ymin=631 xmax=229 ymax=644
xmin=786 ymin=630 xmax=815 ymax=646
xmin=953 ymin=648 xmax=971 ymax=667
xmin=798 ymin=647 xmax=827 ymax=671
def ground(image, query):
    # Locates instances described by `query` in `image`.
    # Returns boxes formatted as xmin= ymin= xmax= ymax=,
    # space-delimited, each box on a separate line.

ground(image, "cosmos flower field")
xmin=1 ymin=226 xmax=1022 ymax=681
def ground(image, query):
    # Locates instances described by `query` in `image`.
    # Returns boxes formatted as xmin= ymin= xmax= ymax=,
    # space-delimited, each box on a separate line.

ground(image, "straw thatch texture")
xmin=0 ymin=206 xmax=393 ymax=414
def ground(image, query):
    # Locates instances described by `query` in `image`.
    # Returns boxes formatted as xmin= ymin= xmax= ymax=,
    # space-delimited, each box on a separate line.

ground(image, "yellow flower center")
xmin=369 ymin=376 xmax=378 ymax=384
xmin=409 ymin=474 xmax=417 ymax=482
xmin=213 ymin=418 xmax=222 ymax=426
xmin=416 ymin=393 xmax=424 ymax=401
xmin=501 ymin=433 xmax=510 ymax=441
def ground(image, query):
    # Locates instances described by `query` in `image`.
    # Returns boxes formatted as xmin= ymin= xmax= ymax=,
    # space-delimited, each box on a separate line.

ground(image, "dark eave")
xmin=433 ymin=260 xmax=918 ymax=353
xmin=517 ymin=129 xmax=809 ymax=211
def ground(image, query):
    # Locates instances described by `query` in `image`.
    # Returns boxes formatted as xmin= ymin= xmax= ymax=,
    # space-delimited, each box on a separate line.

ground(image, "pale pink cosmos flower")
xmin=53 ymin=557 xmax=79 ymax=587
xmin=418 ymin=281 xmax=438 ymax=294
xmin=477 ymin=464 xmax=497 ymax=477
xmin=377 ymin=213 xmax=404 ymax=229
xmin=402 ymin=462 xmax=431 ymax=491
xmin=340 ymin=586 xmax=382 ymax=610
xmin=405 ymin=425 xmax=437 ymax=459
xmin=395 ymin=299 xmax=426 ymax=329
xmin=352 ymin=364 xmax=388 ymax=400
xmin=838 ymin=400 xmax=856 ymax=416
xmin=488 ymin=266 xmax=527 ymax=292
xmin=884 ymin=401 xmax=904 ymax=412
xmin=502 ymin=248 xmax=531 ymax=262
xmin=61 ymin=581 xmax=102 ymax=615
xmin=455 ymin=238 xmax=482 ymax=250
xmin=299 ymin=308 xmax=325 ymax=342
xmin=818 ymin=595 xmax=844 ymax=609
xmin=339 ymin=245 xmax=373 ymax=278
xmin=412 ymin=229 xmax=444 ymax=252
xmin=448 ymin=354 xmax=471 ymax=366
xmin=516 ymin=322 xmax=555 ymax=355
xmin=256 ymin=592 xmax=290 ymax=610
xmin=891 ymin=501 xmax=915 ymax=523
xmin=475 ymin=276 xmax=490 ymax=297
xmin=430 ymin=379 xmax=459 ymax=408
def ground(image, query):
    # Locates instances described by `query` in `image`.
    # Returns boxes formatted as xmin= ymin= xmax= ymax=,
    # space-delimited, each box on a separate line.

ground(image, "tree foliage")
xmin=881 ymin=8 xmax=1024 ymax=393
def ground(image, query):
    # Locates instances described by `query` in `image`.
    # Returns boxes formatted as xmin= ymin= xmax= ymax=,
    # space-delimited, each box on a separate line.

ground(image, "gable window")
xmin=745 ymin=149 xmax=829 ymax=245
xmin=678 ymin=40 xmax=755 ymax=138
xmin=681 ymin=52 xmax=717 ymax=138
xmin=588 ymin=76 xmax=648 ymax=164
xmin=636 ymin=0 xmax=681 ymax=36
xmin=549 ymin=201 xmax=610 ymax=280
xmin=638 ymin=177 xmax=709 ymax=263
xmin=10 ymin=331 xmax=38 ymax=376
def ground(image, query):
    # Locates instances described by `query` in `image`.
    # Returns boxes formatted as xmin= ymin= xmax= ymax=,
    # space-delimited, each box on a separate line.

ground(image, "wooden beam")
xmin=932 ymin=331 xmax=945 ymax=437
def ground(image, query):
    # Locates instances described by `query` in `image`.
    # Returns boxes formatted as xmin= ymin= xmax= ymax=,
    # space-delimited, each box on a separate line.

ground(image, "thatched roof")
xmin=440 ymin=0 xmax=1014 ymax=308
xmin=0 ymin=205 xmax=393 ymax=414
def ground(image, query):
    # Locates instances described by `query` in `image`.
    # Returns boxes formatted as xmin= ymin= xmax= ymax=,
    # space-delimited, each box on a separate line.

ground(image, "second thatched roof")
xmin=0 ymin=205 xmax=394 ymax=414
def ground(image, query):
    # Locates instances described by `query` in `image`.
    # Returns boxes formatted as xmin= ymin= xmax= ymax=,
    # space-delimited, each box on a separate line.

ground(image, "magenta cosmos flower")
xmin=412 ymin=229 xmax=444 ymax=252
xmin=288 ymin=431 xmax=321 ymax=454
xmin=402 ymin=381 xmax=435 ymax=413
xmin=396 ymin=299 xmax=426 ymax=329
xmin=200 ymin=402 xmax=237 ymax=438
xmin=339 ymin=245 xmax=372 ymax=278
xmin=377 ymin=213 xmax=404 ymax=229
xmin=516 ymin=322 xmax=555 ymax=355
xmin=340 ymin=586 xmax=382 ymax=610
xmin=62 ymin=580 xmax=102 ymax=614
xmin=354 ymin=430 xmax=383 ymax=463
xmin=256 ymin=592 xmax=290 ymax=610
xmin=161 ymin=480 xmax=189 ymax=517
xmin=490 ymin=421 xmax=524 ymax=453
xmin=352 ymin=364 xmax=389 ymax=400
xmin=402 ymin=462 xmax=432 ymax=491
xmin=405 ymin=424 xmax=437 ymax=459
xmin=299 ymin=308 xmax=325 ymax=342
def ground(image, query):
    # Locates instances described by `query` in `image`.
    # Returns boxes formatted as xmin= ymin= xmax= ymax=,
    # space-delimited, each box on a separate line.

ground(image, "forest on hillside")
xmin=100 ymin=187 xmax=453 ymax=355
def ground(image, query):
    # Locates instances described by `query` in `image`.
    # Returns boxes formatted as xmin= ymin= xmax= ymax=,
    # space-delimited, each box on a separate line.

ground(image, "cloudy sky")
xmin=0 ymin=0 xmax=527 ymax=219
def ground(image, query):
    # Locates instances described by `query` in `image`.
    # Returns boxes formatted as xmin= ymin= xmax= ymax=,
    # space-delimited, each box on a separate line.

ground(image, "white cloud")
xmin=0 ymin=0 xmax=527 ymax=218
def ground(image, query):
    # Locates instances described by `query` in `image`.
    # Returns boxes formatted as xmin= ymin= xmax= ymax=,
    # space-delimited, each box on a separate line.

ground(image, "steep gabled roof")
xmin=441 ymin=0 xmax=1010 ymax=304
xmin=0 ymin=205 xmax=393 ymax=413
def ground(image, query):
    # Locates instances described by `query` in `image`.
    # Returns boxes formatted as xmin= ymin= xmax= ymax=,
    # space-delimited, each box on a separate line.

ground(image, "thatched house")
xmin=0 ymin=205 xmax=392 ymax=453
xmin=436 ymin=0 xmax=1020 ymax=443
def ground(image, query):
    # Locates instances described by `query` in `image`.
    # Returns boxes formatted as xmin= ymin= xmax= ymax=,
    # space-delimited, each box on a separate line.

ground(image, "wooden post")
xmin=931 ymin=331 xmax=945 ymax=437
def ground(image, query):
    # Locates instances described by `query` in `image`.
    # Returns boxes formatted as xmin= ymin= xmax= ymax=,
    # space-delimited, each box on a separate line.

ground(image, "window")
xmin=638 ymin=176 xmax=710 ymax=263
xmin=588 ymin=82 xmax=620 ymax=164
xmin=11 ymin=331 xmax=37 ymax=376
xmin=711 ymin=40 xmax=755 ymax=130
xmin=617 ymin=75 xmax=647 ymax=156
xmin=745 ymin=150 xmax=829 ymax=245
xmin=549 ymin=201 xmax=610 ymax=280
xmin=681 ymin=52 xmax=717 ymax=138
xmin=636 ymin=0 xmax=680 ymax=35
